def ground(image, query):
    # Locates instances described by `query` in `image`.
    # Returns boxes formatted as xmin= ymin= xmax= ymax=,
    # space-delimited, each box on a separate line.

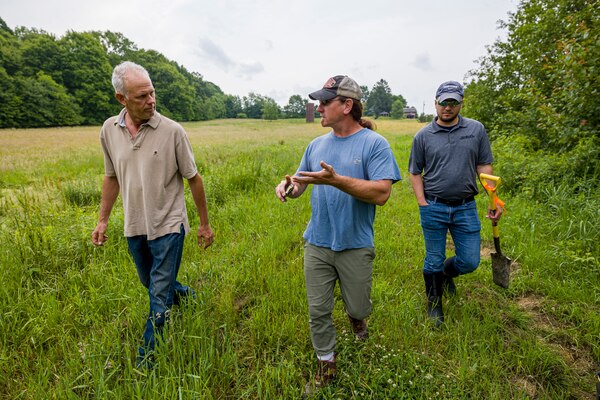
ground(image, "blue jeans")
xmin=418 ymin=199 xmax=481 ymax=275
xmin=127 ymin=225 xmax=187 ymax=355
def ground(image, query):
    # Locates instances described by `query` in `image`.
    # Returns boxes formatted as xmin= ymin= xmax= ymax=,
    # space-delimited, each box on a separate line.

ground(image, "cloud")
xmin=412 ymin=53 xmax=433 ymax=71
xmin=238 ymin=61 xmax=264 ymax=77
xmin=196 ymin=37 xmax=264 ymax=79
xmin=196 ymin=37 xmax=235 ymax=71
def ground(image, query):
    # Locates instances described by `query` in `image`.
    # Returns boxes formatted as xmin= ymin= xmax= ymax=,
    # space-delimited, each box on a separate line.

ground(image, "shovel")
xmin=480 ymin=173 xmax=512 ymax=289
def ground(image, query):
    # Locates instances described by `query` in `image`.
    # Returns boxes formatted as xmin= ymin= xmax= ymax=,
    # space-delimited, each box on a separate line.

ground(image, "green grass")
xmin=0 ymin=118 xmax=598 ymax=399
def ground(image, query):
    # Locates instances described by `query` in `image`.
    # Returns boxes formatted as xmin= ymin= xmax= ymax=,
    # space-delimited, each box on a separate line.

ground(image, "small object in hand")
xmin=284 ymin=183 xmax=294 ymax=197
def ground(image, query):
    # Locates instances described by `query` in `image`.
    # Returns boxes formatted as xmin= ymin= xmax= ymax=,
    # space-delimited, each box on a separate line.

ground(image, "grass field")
xmin=0 ymin=118 xmax=598 ymax=399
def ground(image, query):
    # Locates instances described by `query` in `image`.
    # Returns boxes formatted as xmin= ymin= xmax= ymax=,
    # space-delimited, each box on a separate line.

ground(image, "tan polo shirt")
xmin=100 ymin=109 xmax=198 ymax=240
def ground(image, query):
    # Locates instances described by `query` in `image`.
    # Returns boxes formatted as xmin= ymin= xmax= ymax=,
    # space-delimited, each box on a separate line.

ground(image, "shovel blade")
xmin=491 ymin=252 xmax=512 ymax=289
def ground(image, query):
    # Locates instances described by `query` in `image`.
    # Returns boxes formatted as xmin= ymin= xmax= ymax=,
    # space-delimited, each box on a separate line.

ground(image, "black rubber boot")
xmin=442 ymin=257 xmax=460 ymax=296
xmin=424 ymin=272 xmax=444 ymax=327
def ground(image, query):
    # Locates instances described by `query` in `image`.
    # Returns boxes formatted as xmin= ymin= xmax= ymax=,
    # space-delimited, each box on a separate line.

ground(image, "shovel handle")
xmin=480 ymin=173 xmax=502 ymax=242
xmin=479 ymin=173 xmax=501 ymax=211
xmin=479 ymin=173 xmax=500 ymax=183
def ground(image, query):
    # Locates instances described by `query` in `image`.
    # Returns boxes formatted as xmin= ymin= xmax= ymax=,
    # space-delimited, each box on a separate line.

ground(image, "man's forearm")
xmin=188 ymin=173 xmax=210 ymax=226
xmin=476 ymin=164 xmax=493 ymax=177
xmin=332 ymin=175 xmax=392 ymax=206
xmin=98 ymin=175 xmax=120 ymax=223
xmin=409 ymin=173 xmax=427 ymax=205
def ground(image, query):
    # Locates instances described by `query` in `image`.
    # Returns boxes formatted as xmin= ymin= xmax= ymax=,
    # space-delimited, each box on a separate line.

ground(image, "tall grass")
xmin=0 ymin=119 xmax=597 ymax=399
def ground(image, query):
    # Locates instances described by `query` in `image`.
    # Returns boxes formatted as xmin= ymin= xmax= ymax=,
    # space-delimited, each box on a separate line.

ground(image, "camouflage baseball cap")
xmin=309 ymin=75 xmax=362 ymax=101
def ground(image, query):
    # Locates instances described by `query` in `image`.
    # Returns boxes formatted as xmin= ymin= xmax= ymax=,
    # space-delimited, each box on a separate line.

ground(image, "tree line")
xmin=462 ymin=0 xmax=598 ymax=199
xmin=0 ymin=19 xmax=235 ymax=128
xmin=0 ymin=18 xmax=418 ymax=128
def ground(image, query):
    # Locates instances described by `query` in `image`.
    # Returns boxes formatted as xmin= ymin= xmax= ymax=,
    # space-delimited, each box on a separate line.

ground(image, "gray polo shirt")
xmin=100 ymin=109 xmax=198 ymax=240
xmin=408 ymin=116 xmax=493 ymax=200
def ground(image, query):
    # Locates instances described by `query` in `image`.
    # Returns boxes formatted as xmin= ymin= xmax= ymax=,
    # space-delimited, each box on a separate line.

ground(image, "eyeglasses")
xmin=437 ymin=100 xmax=462 ymax=108
xmin=320 ymin=97 xmax=338 ymax=106
xmin=320 ymin=97 xmax=348 ymax=106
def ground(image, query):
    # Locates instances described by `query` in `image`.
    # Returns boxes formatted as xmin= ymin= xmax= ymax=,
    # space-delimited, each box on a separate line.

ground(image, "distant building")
xmin=379 ymin=111 xmax=390 ymax=117
xmin=403 ymin=107 xmax=418 ymax=119
xmin=306 ymin=102 xmax=315 ymax=123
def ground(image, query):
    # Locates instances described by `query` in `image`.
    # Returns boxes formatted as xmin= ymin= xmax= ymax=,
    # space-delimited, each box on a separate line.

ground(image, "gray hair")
xmin=111 ymin=61 xmax=151 ymax=95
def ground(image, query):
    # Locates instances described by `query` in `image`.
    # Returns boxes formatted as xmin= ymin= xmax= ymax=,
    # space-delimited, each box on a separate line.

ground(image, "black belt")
xmin=425 ymin=194 xmax=474 ymax=206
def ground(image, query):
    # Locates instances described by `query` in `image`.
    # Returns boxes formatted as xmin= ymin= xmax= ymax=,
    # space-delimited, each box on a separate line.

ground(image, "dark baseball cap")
xmin=309 ymin=75 xmax=363 ymax=101
xmin=436 ymin=81 xmax=464 ymax=102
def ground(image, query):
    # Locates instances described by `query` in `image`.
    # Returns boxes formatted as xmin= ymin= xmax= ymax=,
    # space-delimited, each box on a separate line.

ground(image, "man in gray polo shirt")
xmin=408 ymin=81 xmax=502 ymax=327
xmin=91 ymin=61 xmax=214 ymax=366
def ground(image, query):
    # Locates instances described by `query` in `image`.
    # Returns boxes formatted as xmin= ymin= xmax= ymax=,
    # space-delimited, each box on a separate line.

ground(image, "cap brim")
xmin=438 ymin=93 xmax=463 ymax=102
xmin=309 ymin=88 xmax=337 ymax=101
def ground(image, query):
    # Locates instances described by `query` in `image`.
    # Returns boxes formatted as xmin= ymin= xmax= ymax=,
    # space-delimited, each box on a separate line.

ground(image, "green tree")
xmin=205 ymin=94 xmax=227 ymax=120
xmin=13 ymin=72 xmax=82 ymax=127
xmin=243 ymin=92 xmax=268 ymax=119
xmin=367 ymin=79 xmax=393 ymax=116
xmin=283 ymin=94 xmax=307 ymax=118
xmin=465 ymin=0 xmax=599 ymax=197
xmin=20 ymin=30 xmax=65 ymax=85
xmin=0 ymin=67 xmax=20 ymax=128
xmin=0 ymin=17 xmax=11 ymax=34
xmin=392 ymin=94 xmax=407 ymax=108
xmin=59 ymin=31 xmax=115 ymax=124
xmin=93 ymin=30 xmax=138 ymax=65
xmin=390 ymin=97 xmax=407 ymax=119
xmin=141 ymin=53 xmax=196 ymax=121
xmin=185 ymin=71 xmax=223 ymax=120
xmin=262 ymin=99 xmax=280 ymax=120
xmin=418 ymin=113 xmax=434 ymax=123
xmin=359 ymin=85 xmax=370 ymax=103
xmin=223 ymin=95 xmax=243 ymax=118
xmin=0 ymin=21 xmax=22 ymax=75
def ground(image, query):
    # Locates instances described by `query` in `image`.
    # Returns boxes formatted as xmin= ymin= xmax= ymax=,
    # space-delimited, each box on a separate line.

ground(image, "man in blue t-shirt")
xmin=408 ymin=81 xmax=503 ymax=327
xmin=275 ymin=75 xmax=401 ymax=394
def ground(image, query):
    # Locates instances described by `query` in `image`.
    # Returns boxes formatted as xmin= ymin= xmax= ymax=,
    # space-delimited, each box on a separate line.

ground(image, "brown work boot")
xmin=348 ymin=315 xmax=369 ymax=340
xmin=303 ymin=356 xmax=336 ymax=397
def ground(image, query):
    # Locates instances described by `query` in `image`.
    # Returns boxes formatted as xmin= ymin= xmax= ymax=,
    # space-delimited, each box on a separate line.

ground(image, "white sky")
xmin=1 ymin=0 xmax=519 ymax=115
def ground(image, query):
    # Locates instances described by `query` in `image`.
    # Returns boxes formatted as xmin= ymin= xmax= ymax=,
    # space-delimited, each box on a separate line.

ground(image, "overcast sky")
xmin=1 ymin=0 xmax=519 ymax=114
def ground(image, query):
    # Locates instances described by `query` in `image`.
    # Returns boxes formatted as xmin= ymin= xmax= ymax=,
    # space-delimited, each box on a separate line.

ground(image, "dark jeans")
xmin=127 ymin=224 xmax=188 ymax=355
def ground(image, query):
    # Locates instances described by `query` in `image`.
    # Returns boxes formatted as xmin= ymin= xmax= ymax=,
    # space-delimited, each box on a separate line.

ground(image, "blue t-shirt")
xmin=297 ymin=128 xmax=401 ymax=251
